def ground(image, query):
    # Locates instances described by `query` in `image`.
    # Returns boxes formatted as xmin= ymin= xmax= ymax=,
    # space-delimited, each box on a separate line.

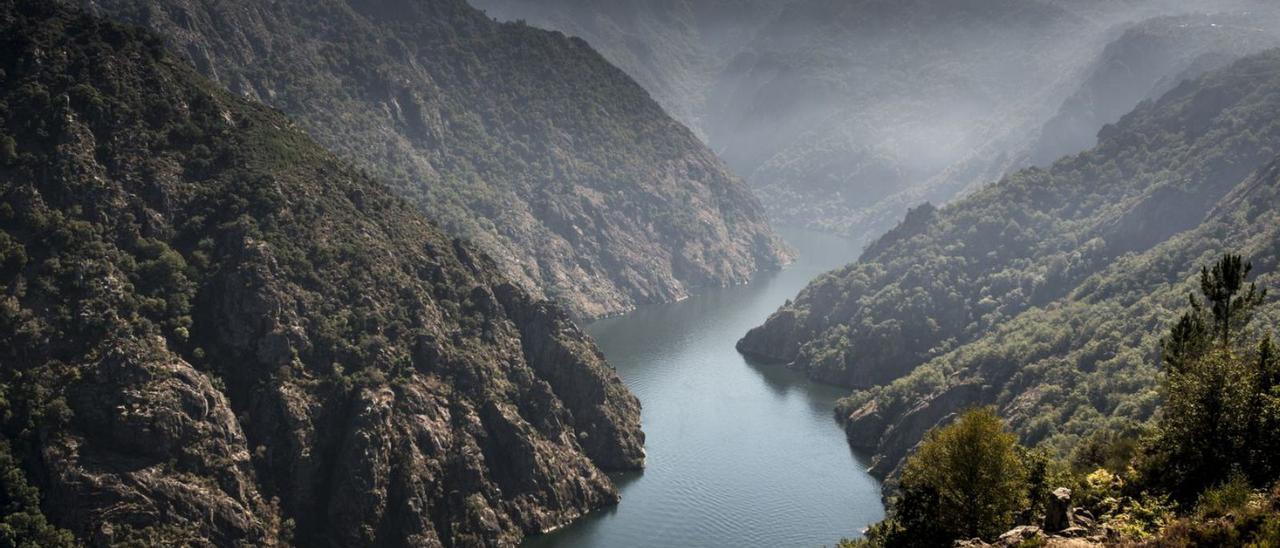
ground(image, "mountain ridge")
xmin=0 ymin=1 xmax=644 ymax=544
xmin=81 ymin=0 xmax=790 ymax=321
xmin=739 ymin=47 xmax=1280 ymax=477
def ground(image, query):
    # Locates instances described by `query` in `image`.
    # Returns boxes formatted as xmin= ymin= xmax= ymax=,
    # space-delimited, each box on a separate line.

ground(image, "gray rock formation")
xmin=1043 ymin=488 xmax=1073 ymax=533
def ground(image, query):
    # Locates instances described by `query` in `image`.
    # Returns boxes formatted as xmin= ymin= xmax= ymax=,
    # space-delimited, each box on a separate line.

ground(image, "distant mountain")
xmin=471 ymin=0 xmax=1277 ymax=241
xmin=1029 ymin=11 xmax=1280 ymax=166
xmin=714 ymin=0 xmax=1098 ymax=235
xmin=738 ymin=49 xmax=1280 ymax=477
xmin=81 ymin=0 xmax=789 ymax=321
xmin=900 ymin=8 xmax=1280 ymax=238
xmin=0 ymin=1 xmax=642 ymax=544
xmin=472 ymin=0 xmax=794 ymax=139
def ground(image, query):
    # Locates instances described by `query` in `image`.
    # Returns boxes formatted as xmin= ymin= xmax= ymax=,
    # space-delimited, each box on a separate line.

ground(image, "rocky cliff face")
xmin=742 ymin=49 xmax=1280 ymax=476
xmin=0 ymin=2 xmax=642 ymax=544
xmin=78 ymin=0 xmax=790 ymax=321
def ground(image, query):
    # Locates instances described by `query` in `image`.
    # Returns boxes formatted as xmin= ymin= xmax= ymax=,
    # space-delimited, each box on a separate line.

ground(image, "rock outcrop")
xmin=0 ymin=2 xmax=642 ymax=544
xmin=1043 ymin=488 xmax=1074 ymax=533
xmin=955 ymin=487 xmax=1109 ymax=548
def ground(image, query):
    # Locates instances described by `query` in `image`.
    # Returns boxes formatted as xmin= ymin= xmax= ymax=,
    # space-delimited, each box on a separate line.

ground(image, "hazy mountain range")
xmin=741 ymin=46 xmax=1280 ymax=477
xmin=6 ymin=0 xmax=1280 ymax=545
xmin=475 ymin=0 xmax=1280 ymax=239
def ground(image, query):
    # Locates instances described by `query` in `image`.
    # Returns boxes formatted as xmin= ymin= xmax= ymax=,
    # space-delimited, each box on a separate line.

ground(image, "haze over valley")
xmin=476 ymin=0 xmax=1280 ymax=237
xmin=4 ymin=0 xmax=1280 ymax=546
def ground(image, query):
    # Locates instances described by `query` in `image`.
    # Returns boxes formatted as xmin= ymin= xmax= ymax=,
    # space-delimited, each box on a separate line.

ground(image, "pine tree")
xmin=1147 ymin=253 xmax=1278 ymax=502
xmin=1161 ymin=254 xmax=1266 ymax=371
xmin=1161 ymin=299 xmax=1209 ymax=373
xmin=1199 ymin=254 xmax=1266 ymax=348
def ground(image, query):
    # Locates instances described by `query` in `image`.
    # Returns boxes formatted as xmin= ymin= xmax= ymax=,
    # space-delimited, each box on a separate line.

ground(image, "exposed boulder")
xmin=1044 ymin=487 xmax=1073 ymax=533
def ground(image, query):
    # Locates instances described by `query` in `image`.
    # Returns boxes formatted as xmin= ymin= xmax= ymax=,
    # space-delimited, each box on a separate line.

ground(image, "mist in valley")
xmin=10 ymin=0 xmax=1280 ymax=546
xmin=474 ymin=0 xmax=1280 ymax=236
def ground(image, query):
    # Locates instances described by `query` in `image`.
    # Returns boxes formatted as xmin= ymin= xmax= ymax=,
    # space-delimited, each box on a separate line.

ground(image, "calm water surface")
xmin=526 ymin=228 xmax=884 ymax=547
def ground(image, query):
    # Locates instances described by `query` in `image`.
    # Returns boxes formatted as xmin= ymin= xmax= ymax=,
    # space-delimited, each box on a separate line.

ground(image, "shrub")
xmin=894 ymin=407 xmax=1029 ymax=543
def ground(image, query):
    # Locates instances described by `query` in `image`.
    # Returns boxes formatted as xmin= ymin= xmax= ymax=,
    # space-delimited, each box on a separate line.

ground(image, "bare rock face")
xmin=839 ymin=383 xmax=985 ymax=479
xmin=0 ymin=3 xmax=643 ymax=545
xmin=46 ymin=337 xmax=280 ymax=546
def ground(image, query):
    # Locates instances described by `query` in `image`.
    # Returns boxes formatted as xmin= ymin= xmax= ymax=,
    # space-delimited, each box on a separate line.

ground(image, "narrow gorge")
xmin=7 ymin=0 xmax=1280 ymax=546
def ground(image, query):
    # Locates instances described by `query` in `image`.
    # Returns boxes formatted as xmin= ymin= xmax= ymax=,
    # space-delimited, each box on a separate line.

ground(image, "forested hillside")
xmin=0 ymin=1 xmax=643 ymax=544
xmin=740 ymin=49 xmax=1280 ymax=477
xmin=80 ymin=0 xmax=789 ymax=320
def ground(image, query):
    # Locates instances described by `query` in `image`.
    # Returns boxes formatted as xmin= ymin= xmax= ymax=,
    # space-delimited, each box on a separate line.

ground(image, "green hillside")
xmin=740 ymin=49 xmax=1280 ymax=476
xmin=0 ymin=1 xmax=643 ymax=544
xmin=82 ymin=0 xmax=789 ymax=320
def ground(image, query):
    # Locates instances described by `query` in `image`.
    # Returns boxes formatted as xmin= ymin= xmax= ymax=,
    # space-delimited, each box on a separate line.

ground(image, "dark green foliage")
xmin=0 ymin=136 xmax=14 ymax=165
xmin=0 ymin=440 xmax=75 ymax=548
xmin=1160 ymin=254 xmax=1263 ymax=372
xmin=862 ymin=483 xmax=949 ymax=548
xmin=1198 ymin=254 xmax=1267 ymax=347
xmin=885 ymin=408 xmax=1029 ymax=545
xmin=1069 ymin=429 xmax=1140 ymax=474
xmin=1152 ymin=481 xmax=1280 ymax=546
xmin=1161 ymin=303 xmax=1209 ymax=374
xmin=1140 ymin=254 xmax=1280 ymax=503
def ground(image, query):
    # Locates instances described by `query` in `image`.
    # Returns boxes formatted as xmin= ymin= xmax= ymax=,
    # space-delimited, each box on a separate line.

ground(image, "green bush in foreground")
xmin=852 ymin=408 xmax=1030 ymax=547
xmin=846 ymin=253 xmax=1280 ymax=547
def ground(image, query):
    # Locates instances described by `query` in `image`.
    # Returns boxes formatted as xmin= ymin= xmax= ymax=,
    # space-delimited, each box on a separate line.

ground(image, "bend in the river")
xmin=526 ymin=227 xmax=885 ymax=547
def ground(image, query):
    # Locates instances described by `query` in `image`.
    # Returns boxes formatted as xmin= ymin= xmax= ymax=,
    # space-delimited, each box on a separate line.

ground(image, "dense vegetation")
xmin=740 ymin=48 xmax=1280 ymax=478
xmin=0 ymin=1 xmax=643 ymax=544
xmin=845 ymin=254 xmax=1280 ymax=546
xmin=80 ymin=0 xmax=789 ymax=321
xmin=884 ymin=408 xmax=1031 ymax=543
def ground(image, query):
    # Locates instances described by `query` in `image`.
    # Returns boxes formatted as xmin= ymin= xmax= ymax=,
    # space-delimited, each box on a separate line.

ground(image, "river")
xmin=525 ymin=227 xmax=885 ymax=547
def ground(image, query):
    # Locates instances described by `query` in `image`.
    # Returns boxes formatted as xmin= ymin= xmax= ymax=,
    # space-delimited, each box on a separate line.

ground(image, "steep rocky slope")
xmin=80 ymin=0 xmax=789 ymax=321
xmin=0 ymin=1 xmax=642 ymax=544
xmin=739 ymin=49 xmax=1280 ymax=476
